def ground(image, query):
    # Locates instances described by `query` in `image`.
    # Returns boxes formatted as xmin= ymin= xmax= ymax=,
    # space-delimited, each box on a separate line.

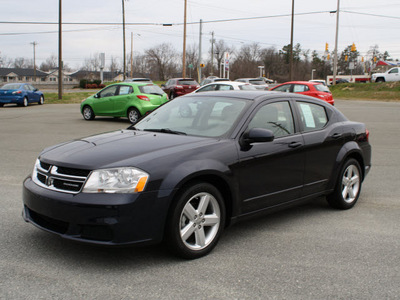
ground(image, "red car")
xmin=161 ymin=78 xmax=200 ymax=99
xmin=270 ymin=81 xmax=334 ymax=105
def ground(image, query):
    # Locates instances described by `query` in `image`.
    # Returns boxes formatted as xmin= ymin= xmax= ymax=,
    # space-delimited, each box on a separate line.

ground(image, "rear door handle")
xmin=288 ymin=141 xmax=303 ymax=148
xmin=331 ymin=133 xmax=342 ymax=139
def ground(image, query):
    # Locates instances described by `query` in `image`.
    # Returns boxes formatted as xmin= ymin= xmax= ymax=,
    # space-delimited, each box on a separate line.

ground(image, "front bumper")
xmin=22 ymin=177 xmax=173 ymax=246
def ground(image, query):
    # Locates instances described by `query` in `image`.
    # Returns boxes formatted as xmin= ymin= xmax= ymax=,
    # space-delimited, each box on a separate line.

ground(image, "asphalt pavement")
xmin=0 ymin=100 xmax=399 ymax=299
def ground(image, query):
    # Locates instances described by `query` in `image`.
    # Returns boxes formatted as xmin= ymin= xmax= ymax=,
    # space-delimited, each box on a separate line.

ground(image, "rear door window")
xmin=297 ymin=102 xmax=328 ymax=132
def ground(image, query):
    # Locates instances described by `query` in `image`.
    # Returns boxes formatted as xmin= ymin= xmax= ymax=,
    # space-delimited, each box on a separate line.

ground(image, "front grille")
xmin=32 ymin=159 xmax=91 ymax=194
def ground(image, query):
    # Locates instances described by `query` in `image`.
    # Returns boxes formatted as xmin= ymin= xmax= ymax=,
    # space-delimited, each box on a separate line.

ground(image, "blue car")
xmin=0 ymin=83 xmax=44 ymax=107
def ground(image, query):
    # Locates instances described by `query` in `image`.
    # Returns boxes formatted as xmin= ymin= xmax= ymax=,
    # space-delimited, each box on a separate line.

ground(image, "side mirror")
xmin=34 ymin=88 xmax=38 ymax=92
xmin=94 ymin=93 xmax=99 ymax=99
xmin=161 ymin=84 xmax=166 ymax=88
xmin=240 ymin=128 xmax=274 ymax=149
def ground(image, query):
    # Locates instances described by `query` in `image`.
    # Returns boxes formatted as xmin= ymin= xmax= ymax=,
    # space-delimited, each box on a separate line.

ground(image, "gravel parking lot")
xmin=1 ymin=100 xmax=399 ymax=299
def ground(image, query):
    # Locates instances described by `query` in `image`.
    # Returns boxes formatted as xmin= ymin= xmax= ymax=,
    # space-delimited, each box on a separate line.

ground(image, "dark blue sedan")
xmin=0 ymin=83 xmax=44 ymax=107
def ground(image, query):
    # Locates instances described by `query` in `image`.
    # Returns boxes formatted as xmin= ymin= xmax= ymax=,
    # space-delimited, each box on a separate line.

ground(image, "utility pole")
xmin=210 ymin=31 xmax=215 ymax=76
xmin=332 ymin=0 xmax=340 ymax=86
xmin=198 ymin=19 xmax=203 ymax=82
xmin=30 ymin=41 xmax=38 ymax=81
xmin=182 ymin=0 xmax=187 ymax=78
xmin=289 ymin=0 xmax=294 ymax=81
xmin=130 ymin=32 xmax=133 ymax=78
xmin=122 ymin=0 xmax=126 ymax=80
xmin=58 ymin=0 xmax=62 ymax=100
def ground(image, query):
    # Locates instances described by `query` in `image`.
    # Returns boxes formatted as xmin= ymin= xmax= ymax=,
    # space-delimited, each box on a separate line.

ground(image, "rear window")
xmin=249 ymin=79 xmax=265 ymax=85
xmin=314 ymin=84 xmax=331 ymax=93
xmin=239 ymin=85 xmax=257 ymax=90
xmin=1 ymin=83 xmax=21 ymax=90
xmin=178 ymin=79 xmax=198 ymax=85
xmin=138 ymin=84 xmax=165 ymax=95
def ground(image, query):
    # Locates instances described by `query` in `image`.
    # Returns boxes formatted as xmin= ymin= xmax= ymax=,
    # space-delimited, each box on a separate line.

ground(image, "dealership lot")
xmin=1 ymin=100 xmax=399 ymax=299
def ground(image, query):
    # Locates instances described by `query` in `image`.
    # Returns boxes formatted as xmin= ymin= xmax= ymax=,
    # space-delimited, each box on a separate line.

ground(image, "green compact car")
xmin=81 ymin=82 xmax=169 ymax=123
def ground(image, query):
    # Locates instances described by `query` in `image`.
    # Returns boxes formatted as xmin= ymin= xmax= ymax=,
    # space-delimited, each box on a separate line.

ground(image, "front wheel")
xmin=327 ymin=158 xmax=362 ymax=210
xmin=38 ymin=95 xmax=44 ymax=105
xmin=127 ymin=107 xmax=141 ymax=123
xmin=82 ymin=106 xmax=95 ymax=120
xmin=165 ymin=182 xmax=225 ymax=259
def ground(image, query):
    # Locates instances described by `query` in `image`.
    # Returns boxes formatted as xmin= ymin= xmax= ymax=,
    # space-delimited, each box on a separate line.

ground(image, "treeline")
xmin=1 ymin=41 xmax=394 ymax=82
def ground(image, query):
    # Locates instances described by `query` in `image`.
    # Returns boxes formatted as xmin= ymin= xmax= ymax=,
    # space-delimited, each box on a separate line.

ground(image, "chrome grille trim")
xmin=32 ymin=159 xmax=91 ymax=194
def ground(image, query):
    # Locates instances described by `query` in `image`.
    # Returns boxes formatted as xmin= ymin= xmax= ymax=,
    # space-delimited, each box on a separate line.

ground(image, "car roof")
xmin=277 ymin=81 xmax=320 ymax=86
xmin=185 ymin=90 xmax=335 ymax=107
xmin=201 ymin=81 xmax=252 ymax=87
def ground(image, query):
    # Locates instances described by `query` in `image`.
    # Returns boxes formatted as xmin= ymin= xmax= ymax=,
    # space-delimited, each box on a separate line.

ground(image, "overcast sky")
xmin=1 ymin=0 xmax=399 ymax=69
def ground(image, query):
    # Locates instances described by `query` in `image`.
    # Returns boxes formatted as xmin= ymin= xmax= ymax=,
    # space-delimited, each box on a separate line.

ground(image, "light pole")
xmin=311 ymin=69 xmax=316 ymax=80
xmin=30 ymin=41 xmax=38 ymax=81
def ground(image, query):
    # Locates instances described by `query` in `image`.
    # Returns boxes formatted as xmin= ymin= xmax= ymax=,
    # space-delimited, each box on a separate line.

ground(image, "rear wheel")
xmin=165 ymin=182 xmax=225 ymax=259
xmin=169 ymin=92 xmax=175 ymax=100
xmin=21 ymin=97 xmax=28 ymax=107
xmin=82 ymin=105 xmax=95 ymax=120
xmin=327 ymin=158 xmax=362 ymax=210
xmin=128 ymin=107 xmax=141 ymax=123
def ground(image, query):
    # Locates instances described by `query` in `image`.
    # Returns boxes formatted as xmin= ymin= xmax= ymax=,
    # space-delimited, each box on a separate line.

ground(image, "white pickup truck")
xmin=371 ymin=67 xmax=400 ymax=82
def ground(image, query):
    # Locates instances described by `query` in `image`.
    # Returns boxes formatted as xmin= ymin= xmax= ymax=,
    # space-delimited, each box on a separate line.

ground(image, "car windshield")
xmin=314 ymin=84 xmax=331 ymax=93
xmin=1 ymin=83 xmax=21 ymax=90
xmin=178 ymin=79 xmax=198 ymax=85
xmin=249 ymin=80 xmax=266 ymax=85
xmin=134 ymin=95 xmax=248 ymax=137
xmin=239 ymin=85 xmax=257 ymax=90
xmin=138 ymin=84 xmax=165 ymax=95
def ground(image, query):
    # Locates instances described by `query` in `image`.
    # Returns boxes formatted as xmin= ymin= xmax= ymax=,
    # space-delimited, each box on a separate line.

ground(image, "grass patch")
xmin=44 ymin=91 xmax=96 ymax=104
xmin=330 ymin=81 xmax=400 ymax=101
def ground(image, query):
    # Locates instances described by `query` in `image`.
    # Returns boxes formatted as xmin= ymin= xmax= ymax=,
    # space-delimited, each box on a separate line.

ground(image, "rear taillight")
xmin=366 ymin=129 xmax=370 ymax=141
xmin=137 ymin=95 xmax=150 ymax=101
xmin=12 ymin=91 xmax=22 ymax=95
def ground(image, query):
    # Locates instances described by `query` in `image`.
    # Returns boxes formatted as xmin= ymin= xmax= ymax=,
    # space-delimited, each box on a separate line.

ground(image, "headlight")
xmin=83 ymin=167 xmax=149 ymax=193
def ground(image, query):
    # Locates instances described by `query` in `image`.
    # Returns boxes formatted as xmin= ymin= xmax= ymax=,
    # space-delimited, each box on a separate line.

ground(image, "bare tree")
xmin=213 ymin=40 xmax=235 ymax=78
xmin=13 ymin=57 xmax=33 ymax=69
xmin=145 ymin=43 xmax=179 ymax=80
xmin=39 ymin=55 xmax=58 ymax=71
xmin=231 ymin=43 xmax=262 ymax=78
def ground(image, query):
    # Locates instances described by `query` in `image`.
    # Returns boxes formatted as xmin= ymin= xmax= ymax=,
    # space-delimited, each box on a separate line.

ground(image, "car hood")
xmin=39 ymin=130 xmax=218 ymax=170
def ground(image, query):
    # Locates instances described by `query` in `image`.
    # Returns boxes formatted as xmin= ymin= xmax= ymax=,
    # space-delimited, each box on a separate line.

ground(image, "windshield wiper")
xmin=144 ymin=128 xmax=187 ymax=135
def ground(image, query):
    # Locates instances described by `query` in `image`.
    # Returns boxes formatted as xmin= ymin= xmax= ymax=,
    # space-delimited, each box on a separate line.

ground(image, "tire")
xmin=21 ymin=97 xmax=28 ymax=107
xmin=165 ymin=182 xmax=225 ymax=259
xmin=82 ymin=105 xmax=95 ymax=120
xmin=169 ymin=92 xmax=175 ymax=100
xmin=38 ymin=95 xmax=44 ymax=105
xmin=376 ymin=78 xmax=385 ymax=83
xmin=128 ymin=107 xmax=141 ymax=124
xmin=327 ymin=158 xmax=362 ymax=210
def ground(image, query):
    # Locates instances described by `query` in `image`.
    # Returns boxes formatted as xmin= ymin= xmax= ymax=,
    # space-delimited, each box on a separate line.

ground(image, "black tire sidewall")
xmin=327 ymin=158 xmax=362 ymax=210
xmin=165 ymin=182 xmax=225 ymax=259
